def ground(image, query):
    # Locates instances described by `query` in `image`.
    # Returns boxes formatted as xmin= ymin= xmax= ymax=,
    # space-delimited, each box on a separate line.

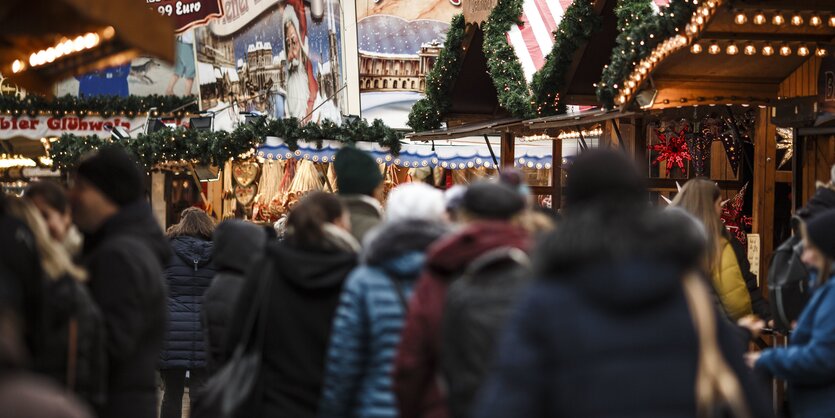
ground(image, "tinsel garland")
xmin=483 ymin=0 xmax=534 ymax=119
xmin=530 ymin=0 xmax=601 ymax=116
xmin=407 ymin=14 xmax=466 ymax=132
xmin=50 ymin=117 xmax=403 ymax=169
xmin=0 ymin=94 xmax=199 ymax=117
xmin=597 ymin=0 xmax=697 ymax=108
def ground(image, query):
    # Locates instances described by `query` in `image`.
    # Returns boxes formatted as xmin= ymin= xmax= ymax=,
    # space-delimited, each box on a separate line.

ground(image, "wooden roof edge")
xmin=405 ymin=117 xmax=524 ymax=141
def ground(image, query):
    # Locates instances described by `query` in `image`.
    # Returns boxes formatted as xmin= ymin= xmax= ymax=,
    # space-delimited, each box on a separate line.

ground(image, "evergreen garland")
xmin=615 ymin=0 xmax=654 ymax=30
xmin=407 ymin=14 xmax=467 ymax=132
xmin=483 ymin=0 xmax=534 ymax=119
xmin=0 ymin=94 xmax=198 ymax=117
xmin=50 ymin=117 xmax=403 ymax=169
xmin=597 ymin=0 xmax=697 ymax=108
xmin=530 ymin=0 xmax=601 ymax=116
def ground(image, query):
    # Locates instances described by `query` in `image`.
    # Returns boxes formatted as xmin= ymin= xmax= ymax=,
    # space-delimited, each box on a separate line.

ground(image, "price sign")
xmin=147 ymin=0 xmax=224 ymax=33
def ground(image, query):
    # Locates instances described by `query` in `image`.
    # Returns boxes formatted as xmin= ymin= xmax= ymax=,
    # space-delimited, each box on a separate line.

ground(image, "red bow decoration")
xmin=649 ymin=129 xmax=692 ymax=171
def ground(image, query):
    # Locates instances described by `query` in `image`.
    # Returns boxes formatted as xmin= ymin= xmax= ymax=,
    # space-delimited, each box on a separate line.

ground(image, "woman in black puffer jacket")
xmin=159 ymin=208 xmax=216 ymax=418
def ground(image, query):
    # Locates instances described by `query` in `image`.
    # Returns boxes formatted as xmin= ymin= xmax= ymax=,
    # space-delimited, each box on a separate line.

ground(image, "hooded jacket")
xmin=393 ymin=221 xmax=529 ymax=418
xmin=713 ymin=236 xmax=753 ymax=321
xmin=159 ymin=235 xmax=215 ymax=370
xmin=82 ymin=202 xmax=170 ymax=418
xmin=225 ymin=228 xmax=358 ymax=418
xmin=341 ymin=195 xmax=383 ymax=244
xmin=202 ymin=221 xmax=267 ymax=372
xmin=319 ymin=220 xmax=448 ymax=418
xmin=757 ymin=274 xmax=835 ymax=418
xmin=473 ymin=205 xmax=772 ymax=418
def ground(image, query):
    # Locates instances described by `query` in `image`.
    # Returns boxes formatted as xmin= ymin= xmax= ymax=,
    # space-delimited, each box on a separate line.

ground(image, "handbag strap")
xmin=682 ymin=273 xmax=751 ymax=418
xmin=238 ymin=255 xmax=275 ymax=353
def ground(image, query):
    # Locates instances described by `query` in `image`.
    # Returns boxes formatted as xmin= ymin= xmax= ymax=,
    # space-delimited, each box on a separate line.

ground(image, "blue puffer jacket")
xmin=757 ymin=274 xmax=835 ymax=418
xmin=159 ymin=235 xmax=215 ymax=370
xmin=320 ymin=220 xmax=448 ymax=418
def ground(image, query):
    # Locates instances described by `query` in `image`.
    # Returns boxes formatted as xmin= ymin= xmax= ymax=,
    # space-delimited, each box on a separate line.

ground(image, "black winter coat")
xmin=82 ymin=202 xmax=170 ymax=418
xmin=225 ymin=238 xmax=357 ymax=418
xmin=474 ymin=205 xmax=773 ymax=418
xmin=159 ymin=236 xmax=215 ymax=370
xmin=202 ymin=220 xmax=266 ymax=372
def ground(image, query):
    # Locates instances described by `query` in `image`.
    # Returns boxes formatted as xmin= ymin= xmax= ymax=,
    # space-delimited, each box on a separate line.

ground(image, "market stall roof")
xmin=609 ymin=0 xmax=835 ymax=110
xmin=523 ymin=109 xmax=636 ymax=132
xmin=0 ymin=0 xmax=175 ymax=94
xmin=406 ymin=117 xmax=523 ymax=142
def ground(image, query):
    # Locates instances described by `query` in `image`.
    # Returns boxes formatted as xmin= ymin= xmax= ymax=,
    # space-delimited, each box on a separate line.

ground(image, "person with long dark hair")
xmin=159 ymin=208 xmax=216 ymax=418
xmin=226 ymin=192 xmax=359 ymax=417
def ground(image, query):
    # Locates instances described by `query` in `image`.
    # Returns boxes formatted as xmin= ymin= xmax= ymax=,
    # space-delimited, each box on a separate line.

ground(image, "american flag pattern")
xmin=507 ymin=0 xmax=671 ymax=82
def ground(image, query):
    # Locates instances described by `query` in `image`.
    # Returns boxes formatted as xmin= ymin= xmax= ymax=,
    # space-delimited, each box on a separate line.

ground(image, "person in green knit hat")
xmin=333 ymin=146 xmax=384 ymax=244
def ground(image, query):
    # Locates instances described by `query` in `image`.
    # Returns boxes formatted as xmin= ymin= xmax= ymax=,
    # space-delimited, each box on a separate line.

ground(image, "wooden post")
xmin=552 ymin=137 xmax=562 ymax=211
xmin=151 ymin=172 xmax=166 ymax=229
xmin=500 ymin=131 xmax=515 ymax=168
xmin=752 ymin=107 xmax=777 ymax=283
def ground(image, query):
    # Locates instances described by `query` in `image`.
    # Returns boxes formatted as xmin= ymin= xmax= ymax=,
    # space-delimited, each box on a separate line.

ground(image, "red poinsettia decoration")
xmin=721 ymin=182 xmax=753 ymax=245
xmin=649 ymin=129 xmax=692 ymax=171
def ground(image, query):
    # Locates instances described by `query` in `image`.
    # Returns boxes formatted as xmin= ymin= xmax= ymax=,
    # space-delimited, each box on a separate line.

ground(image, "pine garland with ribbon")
xmin=597 ymin=0 xmax=697 ymax=108
xmin=530 ymin=0 xmax=601 ymax=116
xmin=0 ymin=94 xmax=199 ymax=117
xmin=50 ymin=117 xmax=403 ymax=169
xmin=407 ymin=14 xmax=467 ymax=132
xmin=483 ymin=0 xmax=534 ymax=119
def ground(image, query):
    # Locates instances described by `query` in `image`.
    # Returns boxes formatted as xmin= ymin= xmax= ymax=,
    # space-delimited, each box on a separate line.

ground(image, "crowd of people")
xmin=1 ymin=144 xmax=835 ymax=418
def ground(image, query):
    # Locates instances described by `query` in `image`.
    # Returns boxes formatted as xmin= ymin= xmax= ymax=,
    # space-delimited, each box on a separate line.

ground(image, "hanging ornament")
xmin=649 ymin=128 xmax=692 ymax=172
xmin=718 ymin=129 xmax=741 ymax=175
xmin=721 ymin=182 xmax=752 ymax=246
xmin=776 ymin=127 xmax=794 ymax=169
xmin=688 ymin=124 xmax=713 ymax=177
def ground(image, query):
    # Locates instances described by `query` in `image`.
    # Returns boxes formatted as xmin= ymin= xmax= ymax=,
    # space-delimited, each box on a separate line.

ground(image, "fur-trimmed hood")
xmin=363 ymin=220 xmax=449 ymax=277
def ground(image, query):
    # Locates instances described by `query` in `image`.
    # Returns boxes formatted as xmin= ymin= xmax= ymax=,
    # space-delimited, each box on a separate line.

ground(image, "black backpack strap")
xmin=463 ymin=247 xmax=530 ymax=279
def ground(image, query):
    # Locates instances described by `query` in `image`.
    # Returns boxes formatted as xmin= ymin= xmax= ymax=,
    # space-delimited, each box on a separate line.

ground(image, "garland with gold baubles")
xmin=51 ymin=116 xmax=403 ymax=170
xmin=0 ymin=94 xmax=198 ymax=117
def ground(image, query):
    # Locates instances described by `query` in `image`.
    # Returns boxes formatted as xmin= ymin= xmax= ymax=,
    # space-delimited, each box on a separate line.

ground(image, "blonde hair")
xmin=4 ymin=197 xmax=86 ymax=282
xmin=167 ymin=207 xmax=215 ymax=240
xmin=672 ymin=179 xmax=725 ymax=272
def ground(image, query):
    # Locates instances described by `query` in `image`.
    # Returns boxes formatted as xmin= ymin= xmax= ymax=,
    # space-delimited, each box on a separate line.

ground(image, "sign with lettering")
xmin=0 ymin=116 xmax=188 ymax=140
xmin=818 ymin=55 xmax=835 ymax=114
xmin=464 ymin=0 xmax=498 ymax=25
xmin=148 ymin=0 xmax=225 ymax=33
xmin=747 ymin=233 xmax=761 ymax=282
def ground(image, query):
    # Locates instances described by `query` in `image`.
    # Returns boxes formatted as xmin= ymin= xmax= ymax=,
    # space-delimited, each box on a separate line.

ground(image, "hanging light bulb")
xmin=753 ymin=12 xmax=766 ymax=25
xmin=726 ymin=44 xmax=739 ymax=55
xmin=762 ymin=44 xmax=775 ymax=56
xmin=691 ymin=43 xmax=703 ymax=54
xmin=780 ymin=45 xmax=792 ymax=56
xmin=829 ymin=16 xmax=835 ymax=27
xmin=817 ymin=48 xmax=829 ymax=57
xmin=798 ymin=45 xmax=810 ymax=56
xmin=773 ymin=14 xmax=785 ymax=25
xmin=744 ymin=43 xmax=757 ymax=55
xmin=734 ymin=12 xmax=747 ymax=25
xmin=791 ymin=14 xmax=804 ymax=26
xmin=708 ymin=42 xmax=721 ymax=55
xmin=810 ymin=15 xmax=822 ymax=27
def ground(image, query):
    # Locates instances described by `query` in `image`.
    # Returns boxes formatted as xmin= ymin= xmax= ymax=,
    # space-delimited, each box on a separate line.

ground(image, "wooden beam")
xmin=552 ymin=137 xmax=562 ymax=211
xmin=647 ymin=178 xmax=744 ymax=189
xmin=752 ymin=107 xmax=777 ymax=284
xmin=500 ymin=131 xmax=515 ymax=168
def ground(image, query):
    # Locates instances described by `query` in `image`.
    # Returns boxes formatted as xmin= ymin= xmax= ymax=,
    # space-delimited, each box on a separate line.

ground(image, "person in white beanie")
xmin=320 ymin=182 xmax=449 ymax=418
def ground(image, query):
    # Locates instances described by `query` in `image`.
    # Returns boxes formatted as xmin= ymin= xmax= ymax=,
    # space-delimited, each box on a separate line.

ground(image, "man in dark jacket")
xmin=394 ymin=182 xmax=529 ymax=418
xmin=473 ymin=150 xmax=772 ymax=418
xmin=202 ymin=220 xmax=267 ymax=372
xmin=333 ymin=147 xmax=384 ymax=244
xmin=69 ymin=147 xmax=170 ymax=418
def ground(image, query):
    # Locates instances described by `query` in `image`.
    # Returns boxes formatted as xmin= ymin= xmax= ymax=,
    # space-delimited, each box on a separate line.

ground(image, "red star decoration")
xmin=649 ymin=129 xmax=692 ymax=171
xmin=721 ymin=182 xmax=753 ymax=245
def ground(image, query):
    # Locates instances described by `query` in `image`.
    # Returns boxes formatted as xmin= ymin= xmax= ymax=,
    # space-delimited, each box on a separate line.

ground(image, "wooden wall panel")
xmin=752 ymin=107 xmax=777 ymax=282
xmin=779 ymin=57 xmax=822 ymax=98
xmin=802 ymin=136 xmax=835 ymax=203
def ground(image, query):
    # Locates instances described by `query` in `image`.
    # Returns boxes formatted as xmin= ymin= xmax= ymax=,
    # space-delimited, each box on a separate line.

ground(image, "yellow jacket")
xmin=712 ymin=237 xmax=753 ymax=321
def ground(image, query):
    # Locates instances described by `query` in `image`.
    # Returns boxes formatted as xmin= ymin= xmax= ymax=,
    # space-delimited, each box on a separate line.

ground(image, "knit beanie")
xmin=463 ymin=181 xmax=524 ymax=220
xmin=386 ymin=183 xmax=445 ymax=222
xmin=565 ymin=150 xmax=645 ymax=208
xmin=806 ymin=209 xmax=835 ymax=260
xmin=334 ymin=147 xmax=383 ymax=196
xmin=76 ymin=146 xmax=143 ymax=207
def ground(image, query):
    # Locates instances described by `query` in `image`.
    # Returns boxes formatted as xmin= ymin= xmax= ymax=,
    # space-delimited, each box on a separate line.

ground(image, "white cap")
xmin=386 ymin=183 xmax=445 ymax=223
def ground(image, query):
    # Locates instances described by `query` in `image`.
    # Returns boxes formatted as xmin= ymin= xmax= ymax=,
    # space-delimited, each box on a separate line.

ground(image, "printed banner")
xmin=196 ymin=0 xmax=345 ymax=123
xmin=148 ymin=0 xmax=225 ymax=33
xmin=0 ymin=116 xmax=188 ymax=140
xmin=357 ymin=0 xmax=461 ymax=129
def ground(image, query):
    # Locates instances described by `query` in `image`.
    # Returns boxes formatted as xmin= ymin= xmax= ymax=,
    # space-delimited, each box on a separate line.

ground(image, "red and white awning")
xmin=507 ymin=0 xmax=671 ymax=82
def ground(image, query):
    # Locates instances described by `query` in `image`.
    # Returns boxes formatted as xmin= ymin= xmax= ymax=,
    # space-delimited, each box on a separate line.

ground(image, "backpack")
xmin=768 ymin=232 xmax=811 ymax=333
xmin=441 ymin=247 xmax=531 ymax=418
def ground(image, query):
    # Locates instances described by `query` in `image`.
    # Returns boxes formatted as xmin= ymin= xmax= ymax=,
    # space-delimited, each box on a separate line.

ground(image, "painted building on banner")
xmin=359 ymin=41 xmax=442 ymax=92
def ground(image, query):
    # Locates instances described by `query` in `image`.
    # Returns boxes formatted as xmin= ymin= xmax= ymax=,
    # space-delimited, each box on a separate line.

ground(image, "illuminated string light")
xmin=744 ymin=43 xmax=757 ymax=55
xmin=779 ymin=45 xmax=792 ymax=56
xmin=726 ymin=44 xmax=739 ymax=55
xmin=772 ymin=14 xmax=785 ymax=25
xmin=691 ymin=43 xmax=703 ymax=54
xmin=762 ymin=44 xmax=775 ymax=56
xmin=791 ymin=14 xmax=804 ymax=26
xmin=734 ymin=13 xmax=747 ymax=25
xmin=810 ymin=15 xmax=822 ymax=27
xmin=752 ymin=13 xmax=766 ymax=25
xmin=708 ymin=43 xmax=721 ymax=55
xmin=797 ymin=45 xmax=810 ymax=57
